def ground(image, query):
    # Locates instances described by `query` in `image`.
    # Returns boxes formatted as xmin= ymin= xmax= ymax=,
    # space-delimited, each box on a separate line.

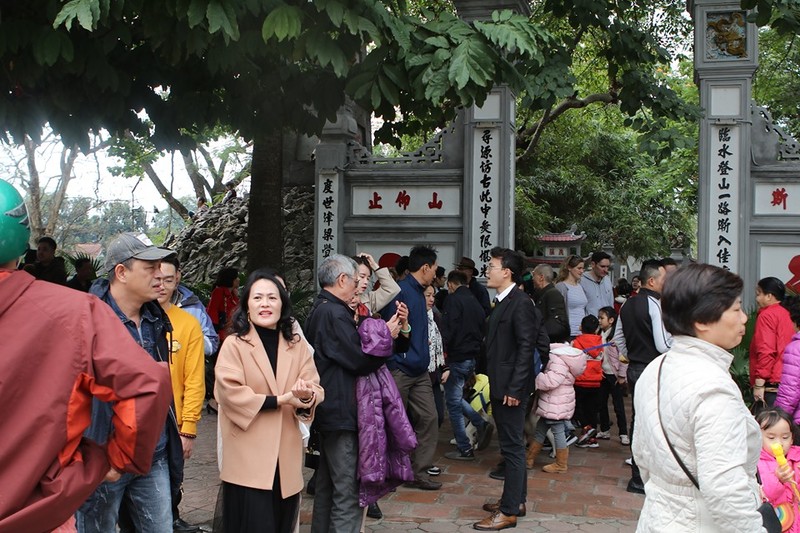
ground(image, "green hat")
xmin=0 ymin=179 xmax=30 ymax=265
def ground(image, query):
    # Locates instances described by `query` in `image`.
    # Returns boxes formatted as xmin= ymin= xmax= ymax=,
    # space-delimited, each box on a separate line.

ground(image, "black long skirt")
xmin=215 ymin=465 xmax=299 ymax=533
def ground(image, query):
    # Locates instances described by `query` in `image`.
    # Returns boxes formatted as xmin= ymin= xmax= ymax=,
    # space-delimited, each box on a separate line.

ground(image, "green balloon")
xmin=0 ymin=179 xmax=30 ymax=265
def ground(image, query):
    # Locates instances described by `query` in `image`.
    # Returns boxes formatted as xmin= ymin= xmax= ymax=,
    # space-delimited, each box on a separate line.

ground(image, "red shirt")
xmin=750 ymin=303 xmax=795 ymax=385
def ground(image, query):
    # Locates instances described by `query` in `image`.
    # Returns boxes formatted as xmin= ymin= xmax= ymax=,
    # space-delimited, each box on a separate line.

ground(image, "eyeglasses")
xmin=486 ymin=264 xmax=506 ymax=272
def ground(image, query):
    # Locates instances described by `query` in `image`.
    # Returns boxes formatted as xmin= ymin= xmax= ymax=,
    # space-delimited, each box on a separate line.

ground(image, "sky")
xmin=1 ymin=132 xmax=248 ymax=220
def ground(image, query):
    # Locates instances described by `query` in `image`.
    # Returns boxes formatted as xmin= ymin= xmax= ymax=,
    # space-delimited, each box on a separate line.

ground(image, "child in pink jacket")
xmin=525 ymin=344 xmax=587 ymax=473
xmin=757 ymin=407 xmax=800 ymax=532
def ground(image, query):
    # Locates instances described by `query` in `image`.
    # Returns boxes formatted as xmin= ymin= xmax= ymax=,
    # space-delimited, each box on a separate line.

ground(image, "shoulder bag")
xmin=656 ymin=356 xmax=782 ymax=533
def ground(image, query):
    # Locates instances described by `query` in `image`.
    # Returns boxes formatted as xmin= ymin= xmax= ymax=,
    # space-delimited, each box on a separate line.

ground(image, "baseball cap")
xmin=104 ymin=233 xmax=174 ymax=273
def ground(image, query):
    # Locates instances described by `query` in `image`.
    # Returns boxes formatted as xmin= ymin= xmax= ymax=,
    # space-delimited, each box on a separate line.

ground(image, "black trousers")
xmin=493 ymin=395 xmax=529 ymax=516
xmin=627 ymin=363 xmax=647 ymax=483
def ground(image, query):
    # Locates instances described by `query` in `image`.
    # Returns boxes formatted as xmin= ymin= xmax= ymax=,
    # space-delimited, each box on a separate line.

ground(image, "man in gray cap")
xmin=77 ymin=233 xmax=182 ymax=533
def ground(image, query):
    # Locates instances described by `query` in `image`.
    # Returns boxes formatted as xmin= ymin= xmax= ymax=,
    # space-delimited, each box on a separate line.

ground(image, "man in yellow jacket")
xmin=157 ymin=256 xmax=205 ymax=533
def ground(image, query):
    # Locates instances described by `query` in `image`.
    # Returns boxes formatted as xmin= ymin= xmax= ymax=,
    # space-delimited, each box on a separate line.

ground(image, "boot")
xmin=526 ymin=440 xmax=544 ymax=469
xmin=542 ymin=448 xmax=569 ymax=473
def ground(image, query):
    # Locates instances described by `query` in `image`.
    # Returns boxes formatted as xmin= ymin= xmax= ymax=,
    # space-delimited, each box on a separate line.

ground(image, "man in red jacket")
xmin=0 ymin=179 xmax=172 ymax=532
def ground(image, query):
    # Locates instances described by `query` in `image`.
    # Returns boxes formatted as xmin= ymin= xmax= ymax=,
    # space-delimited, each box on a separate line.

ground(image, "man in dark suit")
xmin=474 ymin=247 xmax=538 ymax=531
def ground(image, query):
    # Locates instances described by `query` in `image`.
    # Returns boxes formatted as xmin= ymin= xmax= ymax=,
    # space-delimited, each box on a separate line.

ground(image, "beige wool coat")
xmin=215 ymin=327 xmax=323 ymax=496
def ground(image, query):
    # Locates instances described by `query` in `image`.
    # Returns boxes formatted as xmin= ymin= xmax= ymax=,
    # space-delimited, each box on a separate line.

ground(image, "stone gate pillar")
xmin=690 ymin=0 xmax=758 ymax=272
xmin=455 ymin=0 xmax=529 ymax=276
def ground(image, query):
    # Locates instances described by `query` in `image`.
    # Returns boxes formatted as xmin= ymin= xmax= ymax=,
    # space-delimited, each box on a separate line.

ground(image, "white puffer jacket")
xmin=633 ymin=336 xmax=765 ymax=532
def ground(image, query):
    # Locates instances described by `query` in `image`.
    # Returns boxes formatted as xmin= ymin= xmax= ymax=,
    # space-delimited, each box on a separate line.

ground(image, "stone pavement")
xmin=181 ymin=405 xmax=642 ymax=532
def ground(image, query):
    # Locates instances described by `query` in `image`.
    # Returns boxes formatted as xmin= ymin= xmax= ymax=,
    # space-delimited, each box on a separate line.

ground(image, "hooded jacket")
xmin=175 ymin=284 xmax=219 ymax=356
xmin=775 ymin=333 xmax=800 ymax=424
xmin=535 ymin=344 xmax=586 ymax=420
xmin=0 ymin=271 xmax=171 ymax=533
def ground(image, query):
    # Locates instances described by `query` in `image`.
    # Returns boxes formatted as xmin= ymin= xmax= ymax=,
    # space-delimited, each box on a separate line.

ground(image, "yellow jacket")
xmin=165 ymin=304 xmax=205 ymax=436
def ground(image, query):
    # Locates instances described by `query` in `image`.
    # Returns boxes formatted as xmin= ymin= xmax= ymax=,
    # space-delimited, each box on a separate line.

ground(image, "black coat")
xmin=440 ymin=286 xmax=486 ymax=362
xmin=305 ymin=289 xmax=384 ymax=432
xmin=534 ymin=283 xmax=570 ymax=343
xmin=485 ymin=287 xmax=538 ymax=401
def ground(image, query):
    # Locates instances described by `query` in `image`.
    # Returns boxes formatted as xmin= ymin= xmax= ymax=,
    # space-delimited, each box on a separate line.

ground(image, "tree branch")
xmin=516 ymin=92 xmax=618 ymax=162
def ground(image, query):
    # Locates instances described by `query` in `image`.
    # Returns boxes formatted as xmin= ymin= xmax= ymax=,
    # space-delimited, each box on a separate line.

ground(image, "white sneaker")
xmin=620 ymin=435 xmax=631 ymax=446
xmin=596 ymin=430 xmax=611 ymax=440
xmin=625 ymin=457 xmax=633 ymax=466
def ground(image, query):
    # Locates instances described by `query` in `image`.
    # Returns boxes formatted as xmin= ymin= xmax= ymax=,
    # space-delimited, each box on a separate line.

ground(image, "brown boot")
xmin=525 ymin=440 xmax=544 ymax=469
xmin=542 ymin=448 xmax=569 ymax=473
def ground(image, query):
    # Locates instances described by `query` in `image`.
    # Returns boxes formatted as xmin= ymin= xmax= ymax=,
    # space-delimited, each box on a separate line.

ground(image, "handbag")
xmin=656 ymin=356 xmax=782 ymax=533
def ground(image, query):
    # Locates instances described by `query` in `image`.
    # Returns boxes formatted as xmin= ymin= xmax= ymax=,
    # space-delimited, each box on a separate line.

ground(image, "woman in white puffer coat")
xmin=633 ymin=264 xmax=765 ymax=532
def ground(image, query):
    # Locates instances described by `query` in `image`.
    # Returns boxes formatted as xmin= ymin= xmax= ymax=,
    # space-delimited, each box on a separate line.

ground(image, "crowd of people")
xmin=4 ymin=172 xmax=800 ymax=533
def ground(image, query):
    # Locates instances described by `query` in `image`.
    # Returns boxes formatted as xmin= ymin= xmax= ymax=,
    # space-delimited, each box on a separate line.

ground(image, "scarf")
xmin=427 ymin=309 xmax=445 ymax=373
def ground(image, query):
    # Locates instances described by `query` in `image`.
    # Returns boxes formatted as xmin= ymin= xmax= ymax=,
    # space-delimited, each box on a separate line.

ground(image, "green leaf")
xmin=424 ymin=36 xmax=449 ymax=48
xmin=53 ymin=0 xmax=97 ymax=31
xmin=206 ymin=0 xmax=240 ymax=40
xmin=305 ymin=30 xmax=349 ymax=77
xmin=325 ymin=0 xmax=344 ymax=27
xmin=33 ymin=31 xmax=63 ymax=66
xmin=262 ymin=4 xmax=303 ymax=42
xmin=377 ymin=72 xmax=399 ymax=106
xmin=448 ymin=38 xmax=495 ymax=90
xmin=187 ymin=0 xmax=207 ymax=28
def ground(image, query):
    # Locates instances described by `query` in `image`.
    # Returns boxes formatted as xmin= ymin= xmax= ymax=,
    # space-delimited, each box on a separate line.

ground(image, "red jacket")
xmin=573 ymin=333 xmax=604 ymax=388
xmin=0 ymin=270 xmax=172 ymax=532
xmin=750 ymin=303 xmax=795 ymax=386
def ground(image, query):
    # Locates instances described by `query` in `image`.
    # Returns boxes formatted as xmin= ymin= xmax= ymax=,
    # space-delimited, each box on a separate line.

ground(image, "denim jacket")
xmin=87 ymin=279 xmax=183 ymax=497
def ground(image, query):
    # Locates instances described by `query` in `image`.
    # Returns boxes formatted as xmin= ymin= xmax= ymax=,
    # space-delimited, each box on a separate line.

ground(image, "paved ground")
xmin=181 ymin=403 xmax=643 ymax=532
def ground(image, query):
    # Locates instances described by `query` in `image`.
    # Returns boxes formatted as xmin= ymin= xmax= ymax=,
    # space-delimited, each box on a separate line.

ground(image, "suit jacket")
xmin=215 ymin=326 xmax=324 ymax=495
xmin=485 ymin=287 xmax=538 ymax=401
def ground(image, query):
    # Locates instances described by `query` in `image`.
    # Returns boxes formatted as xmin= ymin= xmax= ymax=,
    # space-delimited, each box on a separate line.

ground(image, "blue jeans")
xmin=444 ymin=359 xmax=483 ymax=452
xmin=76 ymin=453 xmax=172 ymax=533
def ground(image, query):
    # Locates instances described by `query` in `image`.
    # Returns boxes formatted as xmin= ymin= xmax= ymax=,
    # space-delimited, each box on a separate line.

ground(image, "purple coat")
xmin=356 ymin=366 xmax=417 ymax=506
xmin=775 ymin=333 xmax=800 ymax=424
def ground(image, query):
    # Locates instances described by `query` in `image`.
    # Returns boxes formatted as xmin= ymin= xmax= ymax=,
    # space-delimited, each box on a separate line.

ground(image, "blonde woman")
xmin=555 ymin=255 xmax=588 ymax=339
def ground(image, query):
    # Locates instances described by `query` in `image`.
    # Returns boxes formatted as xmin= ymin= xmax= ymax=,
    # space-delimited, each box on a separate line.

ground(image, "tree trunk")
xmin=247 ymin=132 xmax=283 ymax=273
xmin=181 ymin=151 xmax=209 ymax=200
xmin=141 ymin=161 xmax=191 ymax=219
xmin=45 ymin=144 xmax=79 ymax=237
xmin=23 ymin=136 xmax=44 ymax=241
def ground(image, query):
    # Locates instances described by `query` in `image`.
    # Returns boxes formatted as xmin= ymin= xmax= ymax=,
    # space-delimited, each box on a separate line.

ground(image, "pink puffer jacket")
xmin=535 ymin=344 xmax=587 ymax=420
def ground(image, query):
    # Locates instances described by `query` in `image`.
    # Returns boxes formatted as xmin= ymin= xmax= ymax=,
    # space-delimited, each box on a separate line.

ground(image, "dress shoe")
xmin=366 ymin=502 xmax=383 ymax=519
xmin=473 ymin=511 xmax=517 ymax=530
xmin=481 ymin=501 xmax=526 ymax=517
xmin=173 ymin=518 xmax=200 ymax=532
xmin=404 ymin=478 xmax=442 ymax=490
xmin=489 ymin=466 xmax=505 ymax=481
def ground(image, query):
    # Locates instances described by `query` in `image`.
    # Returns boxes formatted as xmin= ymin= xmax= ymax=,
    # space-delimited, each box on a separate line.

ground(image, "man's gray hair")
xmin=533 ymin=264 xmax=555 ymax=283
xmin=318 ymin=254 xmax=358 ymax=288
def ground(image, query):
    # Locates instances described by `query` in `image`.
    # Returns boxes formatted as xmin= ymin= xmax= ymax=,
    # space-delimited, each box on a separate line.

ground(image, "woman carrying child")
xmin=525 ymin=344 xmax=587 ymax=473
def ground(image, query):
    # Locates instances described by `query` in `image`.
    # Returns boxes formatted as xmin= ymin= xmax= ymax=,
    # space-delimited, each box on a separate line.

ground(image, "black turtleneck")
xmin=255 ymin=325 xmax=279 ymax=410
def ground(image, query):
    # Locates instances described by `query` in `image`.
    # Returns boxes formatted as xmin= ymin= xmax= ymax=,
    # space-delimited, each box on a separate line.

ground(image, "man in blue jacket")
xmin=382 ymin=245 xmax=441 ymax=490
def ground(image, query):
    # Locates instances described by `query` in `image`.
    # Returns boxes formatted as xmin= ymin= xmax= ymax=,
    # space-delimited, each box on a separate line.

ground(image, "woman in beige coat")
xmin=215 ymin=269 xmax=323 ymax=532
